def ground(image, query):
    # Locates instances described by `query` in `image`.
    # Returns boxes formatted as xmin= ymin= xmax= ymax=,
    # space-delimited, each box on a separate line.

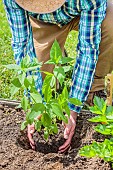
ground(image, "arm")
xmin=3 ymin=0 xmax=42 ymax=149
xmin=59 ymin=1 xmax=107 ymax=153
xmin=68 ymin=1 xmax=107 ymax=113
xmin=3 ymin=0 xmax=42 ymax=92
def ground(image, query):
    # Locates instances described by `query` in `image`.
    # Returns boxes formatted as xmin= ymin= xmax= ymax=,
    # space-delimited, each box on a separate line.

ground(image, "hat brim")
xmin=15 ymin=0 xmax=66 ymax=14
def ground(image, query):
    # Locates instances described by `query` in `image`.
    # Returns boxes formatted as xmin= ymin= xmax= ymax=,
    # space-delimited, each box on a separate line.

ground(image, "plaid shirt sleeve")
xmin=3 ymin=0 xmax=42 ymax=93
xmin=68 ymin=1 xmax=107 ymax=113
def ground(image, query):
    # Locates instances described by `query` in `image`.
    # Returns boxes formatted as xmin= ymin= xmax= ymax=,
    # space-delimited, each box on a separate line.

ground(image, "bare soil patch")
xmin=0 ymin=105 xmax=112 ymax=170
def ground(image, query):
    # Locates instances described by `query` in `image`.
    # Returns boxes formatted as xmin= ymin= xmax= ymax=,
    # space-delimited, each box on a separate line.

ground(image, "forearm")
xmin=3 ymin=0 xmax=42 ymax=92
xmin=3 ymin=0 xmax=35 ymax=62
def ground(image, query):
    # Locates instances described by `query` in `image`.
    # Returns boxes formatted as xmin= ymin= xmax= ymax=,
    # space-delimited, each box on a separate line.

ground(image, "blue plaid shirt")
xmin=3 ymin=0 xmax=107 ymax=113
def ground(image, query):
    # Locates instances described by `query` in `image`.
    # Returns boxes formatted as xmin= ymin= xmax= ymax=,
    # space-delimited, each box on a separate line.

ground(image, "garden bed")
xmin=0 ymin=104 xmax=112 ymax=170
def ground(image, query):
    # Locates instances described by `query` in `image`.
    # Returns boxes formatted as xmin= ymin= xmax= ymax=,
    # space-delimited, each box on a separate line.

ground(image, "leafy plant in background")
xmin=4 ymin=40 xmax=82 ymax=140
xmin=79 ymin=96 xmax=113 ymax=167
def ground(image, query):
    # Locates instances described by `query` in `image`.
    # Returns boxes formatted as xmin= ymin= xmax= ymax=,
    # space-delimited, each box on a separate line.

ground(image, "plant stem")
xmin=54 ymin=78 xmax=57 ymax=99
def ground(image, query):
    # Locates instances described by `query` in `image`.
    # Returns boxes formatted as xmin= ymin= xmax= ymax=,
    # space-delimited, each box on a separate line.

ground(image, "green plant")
xmin=4 ymin=40 xmax=82 ymax=140
xmin=79 ymin=96 xmax=113 ymax=167
xmin=0 ymin=0 xmax=78 ymax=99
xmin=80 ymin=139 xmax=113 ymax=162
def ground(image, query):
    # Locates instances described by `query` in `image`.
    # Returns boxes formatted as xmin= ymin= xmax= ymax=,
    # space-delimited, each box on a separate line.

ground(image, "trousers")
xmin=30 ymin=0 xmax=113 ymax=101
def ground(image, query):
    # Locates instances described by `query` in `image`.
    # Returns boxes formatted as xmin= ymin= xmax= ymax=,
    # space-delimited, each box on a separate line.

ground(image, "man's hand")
xmin=27 ymin=111 xmax=77 ymax=152
xmin=27 ymin=115 xmax=42 ymax=150
xmin=27 ymin=123 xmax=36 ymax=150
xmin=58 ymin=110 xmax=77 ymax=153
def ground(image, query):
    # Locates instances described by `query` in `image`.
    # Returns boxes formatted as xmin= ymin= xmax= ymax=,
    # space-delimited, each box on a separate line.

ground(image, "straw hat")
xmin=15 ymin=0 xmax=66 ymax=14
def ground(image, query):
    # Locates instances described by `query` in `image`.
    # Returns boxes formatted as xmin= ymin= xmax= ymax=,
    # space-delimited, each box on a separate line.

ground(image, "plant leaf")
xmin=42 ymin=75 xmax=52 ymax=93
xmin=79 ymin=145 xmax=96 ymax=158
xmin=21 ymin=56 xmax=30 ymax=69
xmin=11 ymin=78 xmax=22 ymax=88
xmin=64 ymin=105 xmax=70 ymax=117
xmin=30 ymin=92 xmax=42 ymax=103
xmin=35 ymin=121 xmax=42 ymax=132
xmin=53 ymin=66 xmax=65 ymax=86
xmin=89 ymin=106 xmax=103 ymax=115
xmin=44 ymin=59 xmax=57 ymax=65
xmin=50 ymin=76 xmax=56 ymax=88
xmin=41 ymin=113 xmax=52 ymax=127
xmin=50 ymin=124 xmax=58 ymax=134
xmin=59 ymin=57 xmax=74 ymax=64
xmin=28 ymin=103 xmax=45 ymax=122
xmin=10 ymin=85 xmax=20 ymax=97
xmin=44 ymin=86 xmax=52 ymax=102
xmin=106 ymin=106 xmax=113 ymax=114
xmin=32 ymin=103 xmax=45 ymax=113
xmin=3 ymin=64 xmax=21 ymax=70
xmin=52 ymin=103 xmax=68 ymax=123
xmin=25 ymin=63 xmax=42 ymax=72
xmin=40 ymin=71 xmax=53 ymax=76
xmin=68 ymin=98 xmax=82 ymax=106
xmin=106 ymin=112 xmax=113 ymax=120
xmin=62 ymin=86 xmax=68 ymax=99
xmin=62 ymin=65 xmax=73 ymax=72
xmin=93 ymin=96 xmax=105 ymax=112
xmin=21 ymin=96 xmax=29 ymax=111
xmin=88 ymin=115 xmax=107 ymax=123
xmin=18 ymin=72 xmax=26 ymax=85
xmin=24 ymin=78 xmax=30 ymax=88
xmin=50 ymin=40 xmax=62 ymax=64
xmin=94 ymin=124 xmax=111 ymax=135
xmin=21 ymin=121 xmax=28 ymax=130
xmin=42 ymin=75 xmax=53 ymax=102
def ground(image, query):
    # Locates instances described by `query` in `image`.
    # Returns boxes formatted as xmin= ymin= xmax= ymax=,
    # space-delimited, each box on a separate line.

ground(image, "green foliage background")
xmin=0 ymin=0 xmax=78 ymax=100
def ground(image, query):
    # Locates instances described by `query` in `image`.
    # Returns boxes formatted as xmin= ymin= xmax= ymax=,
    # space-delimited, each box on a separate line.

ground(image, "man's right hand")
xmin=27 ymin=124 xmax=35 ymax=150
xmin=27 ymin=114 xmax=42 ymax=150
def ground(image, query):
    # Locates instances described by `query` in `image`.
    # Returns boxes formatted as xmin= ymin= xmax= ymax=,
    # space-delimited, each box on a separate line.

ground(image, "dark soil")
xmin=0 ymin=104 xmax=113 ymax=170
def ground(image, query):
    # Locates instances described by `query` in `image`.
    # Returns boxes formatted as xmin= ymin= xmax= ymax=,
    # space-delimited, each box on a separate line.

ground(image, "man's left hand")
xmin=58 ymin=110 xmax=77 ymax=153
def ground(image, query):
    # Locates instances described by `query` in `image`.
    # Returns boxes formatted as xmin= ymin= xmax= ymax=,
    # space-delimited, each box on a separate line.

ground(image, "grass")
xmin=0 ymin=0 xmax=15 ymax=99
xmin=0 ymin=0 xmax=78 ymax=100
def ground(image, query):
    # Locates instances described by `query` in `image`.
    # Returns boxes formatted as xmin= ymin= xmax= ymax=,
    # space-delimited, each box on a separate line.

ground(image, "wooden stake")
xmin=106 ymin=73 xmax=113 ymax=106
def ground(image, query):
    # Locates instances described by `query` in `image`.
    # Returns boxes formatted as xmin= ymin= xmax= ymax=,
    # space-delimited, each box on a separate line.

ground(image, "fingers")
xmin=28 ymin=131 xmax=35 ymax=146
xmin=27 ymin=124 xmax=35 ymax=150
xmin=58 ymin=143 xmax=70 ymax=153
xmin=29 ymin=142 xmax=35 ymax=150
xmin=27 ymin=115 xmax=42 ymax=150
xmin=58 ymin=129 xmax=75 ymax=153
xmin=63 ymin=118 xmax=75 ymax=139
xmin=59 ymin=115 xmax=76 ymax=153
xmin=64 ymin=126 xmax=71 ymax=139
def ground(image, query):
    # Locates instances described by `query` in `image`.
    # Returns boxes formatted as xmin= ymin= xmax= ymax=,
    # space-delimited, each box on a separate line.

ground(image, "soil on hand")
xmin=0 ymin=105 xmax=112 ymax=170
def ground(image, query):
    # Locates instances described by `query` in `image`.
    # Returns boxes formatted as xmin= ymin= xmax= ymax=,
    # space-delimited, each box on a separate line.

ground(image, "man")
xmin=3 ymin=0 xmax=113 ymax=153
